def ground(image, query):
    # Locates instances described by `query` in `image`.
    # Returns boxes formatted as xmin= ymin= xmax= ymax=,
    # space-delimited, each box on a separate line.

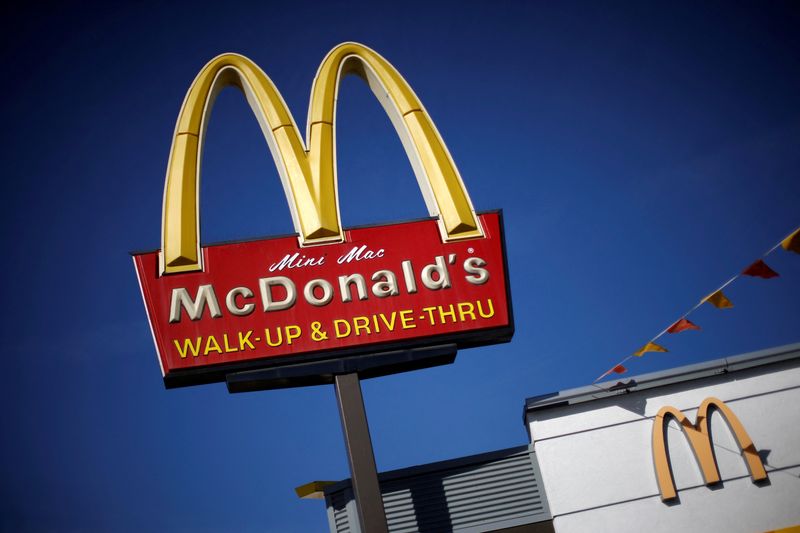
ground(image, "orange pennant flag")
xmin=667 ymin=318 xmax=701 ymax=333
xmin=597 ymin=363 xmax=628 ymax=382
xmin=782 ymin=228 xmax=800 ymax=253
xmin=634 ymin=342 xmax=668 ymax=357
xmin=703 ymin=290 xmax=733 ymax=309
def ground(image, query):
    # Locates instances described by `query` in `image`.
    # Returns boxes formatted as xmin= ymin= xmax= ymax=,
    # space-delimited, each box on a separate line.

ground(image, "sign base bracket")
xmin=225 ymin=344 xmax=457 ymax=393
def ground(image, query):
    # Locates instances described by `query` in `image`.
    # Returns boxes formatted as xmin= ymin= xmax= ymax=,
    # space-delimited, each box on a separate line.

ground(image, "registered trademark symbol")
xmin=468 ymin=247 xmax=474 ymax=253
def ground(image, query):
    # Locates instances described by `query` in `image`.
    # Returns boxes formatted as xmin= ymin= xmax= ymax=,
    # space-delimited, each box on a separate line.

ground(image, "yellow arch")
xmin=161 ymin=42 xmax=482 ymax=274
xmin=652 ymin=397 xmax=767 ymax=501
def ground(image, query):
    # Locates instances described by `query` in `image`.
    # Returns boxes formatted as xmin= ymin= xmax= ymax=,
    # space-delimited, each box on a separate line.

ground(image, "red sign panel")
xmin=133 ymin=212 xmax=512 ymax=387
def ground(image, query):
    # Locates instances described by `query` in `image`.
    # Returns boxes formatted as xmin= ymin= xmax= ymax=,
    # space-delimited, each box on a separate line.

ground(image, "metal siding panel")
xmin=327 ymin=487 xmax=354 ymax=533
xmin=324 ymin=446 xmax=551 ymax=532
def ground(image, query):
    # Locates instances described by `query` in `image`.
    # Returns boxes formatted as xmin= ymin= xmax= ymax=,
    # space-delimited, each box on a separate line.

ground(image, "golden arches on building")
xmin=652 ymin=396 xmax=768 ymax=501
xmin=161 ymin=42 xmax=482 ymax=274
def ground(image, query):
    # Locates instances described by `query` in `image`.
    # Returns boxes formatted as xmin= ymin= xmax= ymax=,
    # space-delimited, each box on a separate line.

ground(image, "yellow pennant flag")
xmin=703 ymin=289 xmax=734 ymax=309
xmin=634 ymin=342 xmax=668 ymax=357
xmin=782 ymin=227 xmax=800 ymax=253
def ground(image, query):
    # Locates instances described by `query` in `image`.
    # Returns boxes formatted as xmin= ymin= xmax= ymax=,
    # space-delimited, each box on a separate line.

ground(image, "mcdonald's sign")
xmin=652 ymin=397 xmax=768 ymax=501
xmin=133 ymin=43 xmax=513 ymax=387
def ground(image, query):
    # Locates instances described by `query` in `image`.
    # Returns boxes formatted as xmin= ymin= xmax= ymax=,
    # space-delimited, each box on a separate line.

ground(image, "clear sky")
xmin=1 ymin=2 xmax=799 ymax=531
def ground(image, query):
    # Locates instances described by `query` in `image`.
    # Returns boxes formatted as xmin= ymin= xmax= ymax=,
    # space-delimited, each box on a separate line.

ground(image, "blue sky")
xmin=1 ymin=2 xmax=798 ymax=531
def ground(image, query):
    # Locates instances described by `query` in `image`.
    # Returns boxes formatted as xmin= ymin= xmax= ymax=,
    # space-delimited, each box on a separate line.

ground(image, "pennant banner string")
xmin=593 ymin=225 xmax=798 ymax=385
xmin=644 ymin=225 xmax=795 ymax=345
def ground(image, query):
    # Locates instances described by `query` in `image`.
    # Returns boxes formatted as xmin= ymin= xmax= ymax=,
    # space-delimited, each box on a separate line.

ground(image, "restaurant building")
xmin=524 ymin=342 xmax=800 ymax=533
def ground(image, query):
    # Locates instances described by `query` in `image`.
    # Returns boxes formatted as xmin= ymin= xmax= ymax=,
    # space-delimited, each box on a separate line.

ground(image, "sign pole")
xmin=334 ymin=372 xmax=389 ymax=533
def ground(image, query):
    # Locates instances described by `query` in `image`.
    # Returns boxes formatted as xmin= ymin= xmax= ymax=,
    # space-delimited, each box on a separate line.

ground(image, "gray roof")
xmin=524 ymin=342 xmax=800 ymax=415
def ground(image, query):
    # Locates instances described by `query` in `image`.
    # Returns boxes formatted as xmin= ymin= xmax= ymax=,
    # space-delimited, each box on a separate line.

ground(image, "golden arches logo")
xmin=652 ymin=397 xmax=768 ymax=501
xmin=161 ymin=42 xmax=482 ymax=274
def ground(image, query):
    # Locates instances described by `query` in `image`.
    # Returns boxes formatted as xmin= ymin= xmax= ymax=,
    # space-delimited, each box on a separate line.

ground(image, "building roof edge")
xmin=524 ymin=342 xmax=800 ymax=416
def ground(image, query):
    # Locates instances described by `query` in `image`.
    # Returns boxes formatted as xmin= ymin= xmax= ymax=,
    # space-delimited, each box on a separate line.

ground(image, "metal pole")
xmin=334 ymin=372 xmax=388 ymax=533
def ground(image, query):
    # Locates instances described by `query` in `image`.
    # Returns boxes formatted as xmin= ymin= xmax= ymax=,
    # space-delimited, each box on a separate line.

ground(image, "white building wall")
xmin=526 ymin=360 xmax=800 ymax=533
